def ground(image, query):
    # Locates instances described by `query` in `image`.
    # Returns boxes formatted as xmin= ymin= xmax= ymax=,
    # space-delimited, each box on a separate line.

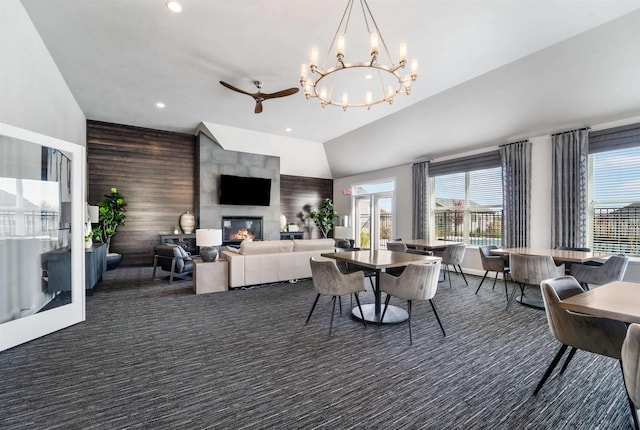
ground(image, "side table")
xmin=193 ymin=258 xmax=228 ymax=294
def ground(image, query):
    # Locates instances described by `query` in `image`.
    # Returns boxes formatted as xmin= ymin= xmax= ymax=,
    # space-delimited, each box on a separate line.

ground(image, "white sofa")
xmin=221 ymin=239 xmax=335 ymax=288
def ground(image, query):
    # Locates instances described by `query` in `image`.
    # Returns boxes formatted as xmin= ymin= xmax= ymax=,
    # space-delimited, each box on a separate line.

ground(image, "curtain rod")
xmin=551 ymin=126 xmax=591 ymax=137
xmin=499 ymin=140 xmax=529 ymax=147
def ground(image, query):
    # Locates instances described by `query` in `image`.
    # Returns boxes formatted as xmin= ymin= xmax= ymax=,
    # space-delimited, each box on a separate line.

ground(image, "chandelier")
xmin=300 ymin=0 xmax=418 ymax=111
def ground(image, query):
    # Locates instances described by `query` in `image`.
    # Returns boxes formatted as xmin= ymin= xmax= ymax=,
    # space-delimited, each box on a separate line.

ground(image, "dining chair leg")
xmin=407 ymin=300 xmax=413 ymax=345
xmin=329 ymin=296 xmax=337 ymax=335
xmin=506 ymin=282 xmax=521 ymax=310
xmin=447 ymin=265 xmax=453 ymax=288
xmin=305 ymin=294 xmax=321 ymax=325
xmin=559 ymin=347 xmax=577 ymax=374
xmin=429 ymin=299 xmax=446 ymax=337
xmin=152 ymin=256 xmax=158 ymax=279
xmin=458 ymin=265 xmax=468 ymax=286
xmin=380 ymin=295 xmax=392 ymax=326
xmin=533 ymin=344 xmax=568 ymax=396
xmin=503 ymin=271 xmax=509 ymax=302
xmin=353 ymin=293 xmax=367 ymax=329
xmin=620 ymin=361 xmax=640 ymax=430
xmin=491 ymin=272 xmax=498 ymax=290
xmin=475 ymin=271 xmax=489 ymax=294
xmin=338 ymin=296 xmax=343 ymax=315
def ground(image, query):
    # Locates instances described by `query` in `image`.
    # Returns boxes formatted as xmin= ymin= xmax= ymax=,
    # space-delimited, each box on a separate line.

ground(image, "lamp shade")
xmin=334 ymin=226 xmax=354 ymax=240
xmin=196 ymin=229 xmax=223 ymax=247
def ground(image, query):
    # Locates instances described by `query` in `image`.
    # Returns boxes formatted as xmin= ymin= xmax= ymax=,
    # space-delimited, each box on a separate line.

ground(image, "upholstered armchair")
xmin=508 ymin=253 xmax=564 ymax=310
xmin=307 ymin=257 xmax=367 ymax=335
xmin=152 ymin=244 xmax=194 ymax=284
xmin=380 ymin=261 xmax=444 ymax=345
xmin=534 ymin=276 xmax=637 ymax=428
xmin=622 ymin=323 xmax=640 ymax=430
xmin=571 ymin=255 xmax=629 ymax=290
xmin=475 ymin=245 xmax=510 ymax=301
xmin=434 ymin=244 xmax=468 ymax=288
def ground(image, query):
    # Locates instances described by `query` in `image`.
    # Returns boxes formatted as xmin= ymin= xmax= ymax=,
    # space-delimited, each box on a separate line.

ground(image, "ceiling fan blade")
xmin=219 ymin=81 xmax=256 ymax=97
xmin=261 ymin=87 xmax=300 ymax=100
xmin=255 ymin=101 xmax=263 ymax=114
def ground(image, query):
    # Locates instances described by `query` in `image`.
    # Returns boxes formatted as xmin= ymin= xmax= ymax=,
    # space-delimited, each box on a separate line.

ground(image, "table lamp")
xmin=196 ymin=228 xmax=223 ymax=262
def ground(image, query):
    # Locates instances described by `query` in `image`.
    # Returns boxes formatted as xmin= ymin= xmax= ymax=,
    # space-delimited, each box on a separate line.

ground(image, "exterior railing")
xmin=0 ymin=210 xmax=59 ymax=237
xmin=434 ymin=209 xmax=503 ymax=247
xmin=593 ymin=206 xmax=640 ymax=257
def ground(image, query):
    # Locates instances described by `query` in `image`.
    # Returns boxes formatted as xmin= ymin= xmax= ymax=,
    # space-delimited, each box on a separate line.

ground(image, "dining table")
xmin=402 ymin=239 xmax=464 ymax=252
xmin=489 ymin=247 xmax=603 ymax=309
xmin=559 ymin=281 xmax=640 ymax=324
xmin=490 ymin=247 xmax=602 ymax=263
xmin=321 ymin=250 xmax=441 ymax=324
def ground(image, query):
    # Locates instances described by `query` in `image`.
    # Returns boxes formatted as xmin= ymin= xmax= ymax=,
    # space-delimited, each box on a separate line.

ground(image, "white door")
xmin=354 ymin=192 xmax=394 ymax=250
xmin=0 ymin=124 xmax=85 ymax=352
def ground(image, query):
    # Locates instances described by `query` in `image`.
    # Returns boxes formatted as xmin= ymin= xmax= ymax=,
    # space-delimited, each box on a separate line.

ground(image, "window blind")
xmin=589 ymin=123 xmax=640 ymax=154
xmin=429 ymin=150 xmax=501 ymax=177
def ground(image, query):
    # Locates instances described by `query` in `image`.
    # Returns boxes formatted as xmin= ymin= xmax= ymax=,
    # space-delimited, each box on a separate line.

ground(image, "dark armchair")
xmin=152 ymin=244 xmax=194 ymax=283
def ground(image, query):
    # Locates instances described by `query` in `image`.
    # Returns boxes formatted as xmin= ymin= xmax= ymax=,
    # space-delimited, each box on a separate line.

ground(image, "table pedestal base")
xmin=352 ymin=303 xmax=408 ymax=324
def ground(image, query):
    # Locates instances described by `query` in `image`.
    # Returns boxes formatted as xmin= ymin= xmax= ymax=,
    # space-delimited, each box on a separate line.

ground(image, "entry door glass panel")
xmin=0 ymin=124 xmax=85 ymax=352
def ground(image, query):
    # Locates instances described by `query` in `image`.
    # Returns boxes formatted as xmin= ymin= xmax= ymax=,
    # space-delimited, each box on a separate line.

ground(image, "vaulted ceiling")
xmin=21 ymin=0 xmax=640 ymax=177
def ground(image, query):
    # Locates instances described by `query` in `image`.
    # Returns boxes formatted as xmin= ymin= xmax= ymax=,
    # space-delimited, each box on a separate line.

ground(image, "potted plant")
xmin=309 ymin=198 xmax=338 ymax=239
xmin=92 ymin=187 xmax=126 ymax=269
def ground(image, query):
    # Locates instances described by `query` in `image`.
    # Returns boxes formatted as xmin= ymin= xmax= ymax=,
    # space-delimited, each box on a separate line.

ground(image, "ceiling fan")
xmin=219 ymin=80 xmax=299 ymax=114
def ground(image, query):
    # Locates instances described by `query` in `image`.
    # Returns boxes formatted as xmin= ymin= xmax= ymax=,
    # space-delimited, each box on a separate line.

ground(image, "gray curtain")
xmin=500 ymin=141 xmax=531 ymax=248
xmin=412 ymin=162 xmax=429 ymax=239
xmin=551 ymin=129 xmax=589 ymax=249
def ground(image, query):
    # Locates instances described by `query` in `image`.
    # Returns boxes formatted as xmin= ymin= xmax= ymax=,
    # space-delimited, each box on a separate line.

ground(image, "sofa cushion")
xmin=240 ymin=240 xmax=294 ymax=255
xmin=293 ymin=239 xmax=335 ymax=252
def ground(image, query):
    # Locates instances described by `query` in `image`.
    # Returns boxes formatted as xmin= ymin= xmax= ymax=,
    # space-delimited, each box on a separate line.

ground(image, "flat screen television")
xmin=219 ymin=174 xmax=271 ymax=206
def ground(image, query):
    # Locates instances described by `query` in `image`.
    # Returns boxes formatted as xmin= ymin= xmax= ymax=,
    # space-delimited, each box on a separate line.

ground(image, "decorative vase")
xmin=179 ymin=211 xmax=196 ymax=234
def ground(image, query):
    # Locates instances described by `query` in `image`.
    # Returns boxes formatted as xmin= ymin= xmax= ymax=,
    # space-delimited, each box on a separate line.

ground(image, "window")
xmin=351 ymin=180 xmax=394 ymax=249
xmin=431 ymin=167 xmax=503 ymax=246
xmin=589 ymin=145 xmax=640 ymax=256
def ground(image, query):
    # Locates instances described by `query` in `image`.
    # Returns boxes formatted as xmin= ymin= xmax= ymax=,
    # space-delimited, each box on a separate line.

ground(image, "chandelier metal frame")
xmin=300 ymin=0 xmax=417 ymax=110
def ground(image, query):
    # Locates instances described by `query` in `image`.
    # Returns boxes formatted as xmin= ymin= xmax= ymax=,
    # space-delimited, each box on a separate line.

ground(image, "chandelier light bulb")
xmin=300 ymin=64 xmax=308 ymax=83
xmin=337 ymin=34 xmax=346 ymax=59
xmin=399 ymin=42 xmax=407 ymax=64
xmin=387 ymin=86 xmax=395 ymax=103
xmin=411 ymin=58 xmax=418 ymax=78
xmin=342 ymin=92 xmax=348 ymax=111
xmin=309 ymin=46 xmax=319 ymax=69
xmin=370 ymin=32 xmax=379 ymax=58
xmin=366 ymin=91 xmax=372 ymax=109
xmin=320 ymin=87 xmax=328 ymax=100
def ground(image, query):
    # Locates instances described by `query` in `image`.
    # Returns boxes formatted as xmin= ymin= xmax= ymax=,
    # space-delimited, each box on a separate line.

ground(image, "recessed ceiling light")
xmin=285 ymin=128 xmax=292 ymax=132
xmin=166 ymin=1 xmax=182 ymax=13
xmin=156 ymin=102 xmax=166 ymax=108
xmin=364 ymin=74 xmax=373 ymax=80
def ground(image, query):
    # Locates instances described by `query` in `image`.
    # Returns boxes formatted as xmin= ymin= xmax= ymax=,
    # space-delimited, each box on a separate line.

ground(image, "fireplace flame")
xmin=230 ymin=228 xmax=255 ymax=240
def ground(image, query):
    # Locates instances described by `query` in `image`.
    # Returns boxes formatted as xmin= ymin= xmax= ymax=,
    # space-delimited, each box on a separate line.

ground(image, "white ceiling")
xmin=20 ymin=0 xmax=640 ymax=178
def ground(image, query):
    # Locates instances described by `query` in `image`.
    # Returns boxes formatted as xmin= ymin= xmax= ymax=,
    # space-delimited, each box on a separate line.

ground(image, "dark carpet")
xmin=0 ymin=267 xmax=634 ymax=429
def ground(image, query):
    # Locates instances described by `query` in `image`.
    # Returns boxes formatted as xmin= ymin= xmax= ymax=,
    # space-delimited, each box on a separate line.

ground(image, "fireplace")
xmin=222 ymin=216 xmax=263 ymax=245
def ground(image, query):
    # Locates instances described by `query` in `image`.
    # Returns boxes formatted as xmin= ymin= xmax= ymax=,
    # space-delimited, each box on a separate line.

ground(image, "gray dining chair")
xmin=622 ymin=323 xmax=640 ymax=430
xmin=434 ymin=244 xmax=467 ymax=288
xmin=534 ymin=276 xmax=638 ymax=428
xmin=475 ymin=245 xmax=510 ymax=301
xmin=508 ymin=253 xmax=565 ymax=310
xmin=307 ymin=257 xmax=367 ymax=335
xmin=379 ymin=261 xmax=444 ymax=345
xmin=571 ymin=255 xmax=629 ymax=290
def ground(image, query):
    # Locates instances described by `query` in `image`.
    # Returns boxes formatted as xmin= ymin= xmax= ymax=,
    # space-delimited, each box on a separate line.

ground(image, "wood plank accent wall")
xmin=87 ymin=121 xmax=196 ymax=266
xmin=280 ymin=175 xmax=333 ymax=239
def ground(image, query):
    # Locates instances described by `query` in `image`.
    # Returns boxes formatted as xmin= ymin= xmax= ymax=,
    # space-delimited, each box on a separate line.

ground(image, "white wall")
xmin=334 ymin=115 xmax=640 ymax=282
xmin=333 ymin=164 xmax=413 ymax=243
xmin=0 ymin=0 xmax=86 ymax=145
xmin=201 ymin=122 xmax=332 ymax=179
